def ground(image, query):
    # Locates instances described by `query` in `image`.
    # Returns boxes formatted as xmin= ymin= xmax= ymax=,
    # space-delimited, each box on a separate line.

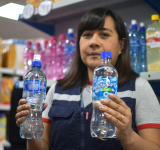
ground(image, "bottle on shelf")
xmin=56 ymin=34 xmax=66 ymax=79
xmin=23 ymin=41 xmax=34 ymax=79
xmin=91 ymin=51 xmax=118 ymax=138
xmin=139 ymin=22 xmax=147 ymax=72
xmin=129 ymin=20 xmax=141 ymax=74
xmin=20 ymin=54 xmax=47 ymax=139
xmin=64 ymin=28 xmax=76 ymax=75
xmin=34 ymin=42 xmax=46 ymax=73
xmin=146 ymin=14 xmax=160 ymax=72
xmin=46 ymin=36 xmax=57 ymax=80
xmin=41 ymin=40 xmax=48 ymax=75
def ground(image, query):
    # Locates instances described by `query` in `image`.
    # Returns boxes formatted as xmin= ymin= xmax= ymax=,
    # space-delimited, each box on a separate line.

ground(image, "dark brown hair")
xmin=57 ymin=7 xmax=138 ymax=89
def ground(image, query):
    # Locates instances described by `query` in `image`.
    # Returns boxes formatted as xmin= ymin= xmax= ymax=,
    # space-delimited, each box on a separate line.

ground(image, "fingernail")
xmin=25 ymin=105 xmax=29 ymax=108
xmin=108 ymin=93 xmax=113 ymax=97
xmin=104 ymin=112 xmax=109 ymax=116
xmin=100 ymin=106 xmax=105 ymax=109
xmin=100 ymin=99 xmax=105 ymax=104
xmin=24 ymin=110 xmax=28 ymax=114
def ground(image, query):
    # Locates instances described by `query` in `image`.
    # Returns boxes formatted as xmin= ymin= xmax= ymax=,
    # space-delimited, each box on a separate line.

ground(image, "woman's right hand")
xmin=15 ymin=99 xmax=31 ymax=127
xmin=15 ymin=99 xmax=48 ymax=127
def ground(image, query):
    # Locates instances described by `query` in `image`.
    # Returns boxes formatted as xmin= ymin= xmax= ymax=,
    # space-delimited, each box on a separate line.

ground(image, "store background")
xmin=0 ymin=0 xmax=160 ymax=150
xmin=0 ymin=0 xmax=158 ymax=39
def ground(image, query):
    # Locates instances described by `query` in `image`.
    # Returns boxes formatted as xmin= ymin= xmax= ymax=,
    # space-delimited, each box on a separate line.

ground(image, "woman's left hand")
xmin=99 ymin=93 xmax=134 ymax=144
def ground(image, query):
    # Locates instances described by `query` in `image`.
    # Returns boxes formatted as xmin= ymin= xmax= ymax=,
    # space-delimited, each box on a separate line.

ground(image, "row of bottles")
xmin=129 ymin=20 xmax=147 ymax=74
xmin=128 ymin=14 xmax=160 ymax=74
xmin=23 ymin=28 xmax=76 ymax=80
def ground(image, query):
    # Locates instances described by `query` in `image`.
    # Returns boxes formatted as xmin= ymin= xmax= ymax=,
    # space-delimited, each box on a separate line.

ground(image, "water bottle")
xmin=146 ymin=14 xmax=160 ymax=71
xmin=46 ymin=36 xmax=57 ymax=80
xmin=34 ymin=42 xmax=46 ymax=73
xmin=20 ymin=54 xmax=47 ymax=139
xmin=91 ymin=51 xmax=118 ymax=138
xmin=56 ymin=34 xmax=66 ymax=79
xmin=129 ymin=20 xmax=141 ymax=74
xmin=139 ymin=22 xmax=147 ymax=72
xmin=64 ymin=28 xmax=76 ymax=75
xmin=41 ymin=40 xmax=48 ymax=74
xmin=23 ymin=41 xmax=34 ymax=79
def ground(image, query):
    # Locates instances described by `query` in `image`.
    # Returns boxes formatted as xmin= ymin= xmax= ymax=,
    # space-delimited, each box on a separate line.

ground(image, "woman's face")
xmin=79 ymin=15 xmax=124 ymax=71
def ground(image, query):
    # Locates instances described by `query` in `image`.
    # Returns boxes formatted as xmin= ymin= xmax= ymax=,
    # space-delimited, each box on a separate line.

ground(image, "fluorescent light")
xmin=0 ymin=3 xmax=24 ymax=20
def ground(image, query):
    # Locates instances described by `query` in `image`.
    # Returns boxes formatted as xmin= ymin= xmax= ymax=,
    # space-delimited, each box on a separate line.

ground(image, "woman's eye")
xmin=83 ymin=33 xmax=91 ymax=37
xmin=101 ymin=33 xmax=109 ymax=37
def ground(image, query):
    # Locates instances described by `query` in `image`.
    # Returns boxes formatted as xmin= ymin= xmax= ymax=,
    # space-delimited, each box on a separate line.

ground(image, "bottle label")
xmin=130 ymin=38 xmax=141 ymax=47
xmin=146 ymin=31 xmax=160 ymax=48
xmin=23 ymin=80 xmax=28 ymax=91
xmin=140 ymin=39 xmax=146 ymax=50
xmin=24 ymin=80 xmax=46 ymax=92
xmin=64 ymin=45 xmax=76 ymax=54
xmin=92 ymin=76 xmax=118 ymax=100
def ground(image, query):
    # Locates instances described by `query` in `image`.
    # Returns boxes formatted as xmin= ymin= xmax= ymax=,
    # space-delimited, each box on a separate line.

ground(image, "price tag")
xmin=22 ymin=3 xmax=34 ymax=19
xmin=38 ymin=1 xmax=52 ymax=16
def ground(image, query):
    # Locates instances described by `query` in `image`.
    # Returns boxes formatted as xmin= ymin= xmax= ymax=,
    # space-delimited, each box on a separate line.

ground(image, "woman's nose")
xmin=89 ymin=36 xmax=100 ymax=49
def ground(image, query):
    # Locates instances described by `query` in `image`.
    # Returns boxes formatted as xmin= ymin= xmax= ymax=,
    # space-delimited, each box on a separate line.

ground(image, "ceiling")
xmin=0 ymin=0 xmax=50 ymax=40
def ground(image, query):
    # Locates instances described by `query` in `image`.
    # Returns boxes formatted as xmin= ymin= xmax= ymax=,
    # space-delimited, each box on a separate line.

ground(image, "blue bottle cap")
xmin=101 ymin=51 xmax=112 ymax=58
xmin=139 ymin=26 xmax=145 ymax=31
xmin=131 ymin=24 xmax=137 ymax=29
xmin=32 ymin=54 xmax=42 ymax=67
xmin=32 ymin=60 xmax=42 ymax=67
xmin=68 ymin=32 xmax=74 ymax=37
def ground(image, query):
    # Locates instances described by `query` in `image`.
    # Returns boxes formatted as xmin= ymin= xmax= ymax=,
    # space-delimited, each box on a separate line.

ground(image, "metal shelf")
xmin=20 ymin=0 xmax=141 ymax=24
xmin=0 ymin=105 xmax=11 ymax=111
xmin=0 ymin=68 xmax=24 ymax=76
xmin=3 ymin=140 xmax=11 ymax=147
xmin=140 ymin=71 xmax=160 ymax=81
xmin=0 ymin=68 xmax=14 ymax=75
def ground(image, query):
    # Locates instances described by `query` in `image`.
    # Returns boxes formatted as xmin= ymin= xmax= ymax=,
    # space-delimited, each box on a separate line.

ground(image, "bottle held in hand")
xmin=91 ymin=51 xmax=118 ymax=138
xmin=20 ymin=54 xmax=47 ymax=139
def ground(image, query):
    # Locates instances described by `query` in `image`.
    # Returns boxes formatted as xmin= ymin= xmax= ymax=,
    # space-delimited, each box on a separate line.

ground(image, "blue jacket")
xmin=48 ymin=79 xmax=137 ymax=150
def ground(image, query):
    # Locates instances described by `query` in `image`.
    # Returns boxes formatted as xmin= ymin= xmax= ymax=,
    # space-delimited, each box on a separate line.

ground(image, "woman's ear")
xmin=119 ymin=38 xmax=125 ymax=55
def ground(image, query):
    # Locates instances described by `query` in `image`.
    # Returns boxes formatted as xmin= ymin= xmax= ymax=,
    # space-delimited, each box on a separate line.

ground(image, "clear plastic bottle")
xmin=42 ymin=40 xmax=48 ymax=74
xmin=34 ymin=42 xmax=46 ymax=73
xmin=56 ymin=34 xmax=66 ymax=79
xmin=129 ymin=20 xmax=141 ymax=74
xmin=91 ymin=51 xmax=118 ymax=138
xmin=46 ymin=36 xmax=57 ymax=80
xmin=20 ymin=54 xmax=47 ymax=139
xmin=139 ymin=22 xmax=147 ymax=72
xmin=23 ymin=41 xmax=34 ymax=79
xmin=64 ymin=28 xmax=76 ymax=75
xmin=146 ymin=14 xmax=160 ymax=72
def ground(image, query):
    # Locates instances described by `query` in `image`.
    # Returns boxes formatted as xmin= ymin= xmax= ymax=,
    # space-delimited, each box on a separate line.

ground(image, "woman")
xmin=16 ymin=8 xmax=160 ymax=150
